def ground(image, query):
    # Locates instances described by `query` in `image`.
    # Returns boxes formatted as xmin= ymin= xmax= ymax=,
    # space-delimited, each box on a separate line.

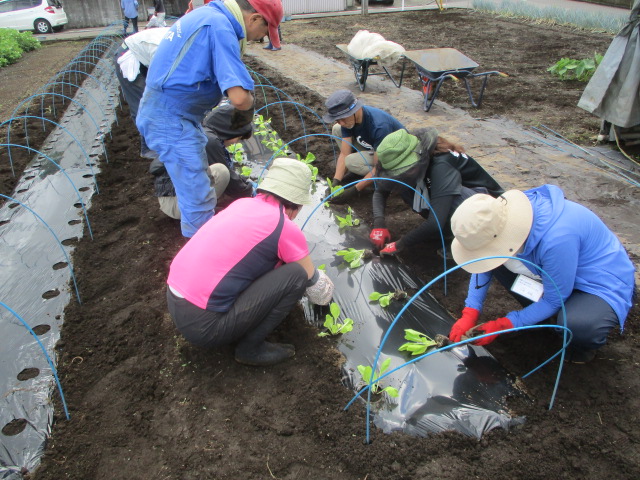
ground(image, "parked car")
xmin=355 ymin=0 xmax=395 ymax=5
xmin=0 ymin=0 xmax=68 ymax=34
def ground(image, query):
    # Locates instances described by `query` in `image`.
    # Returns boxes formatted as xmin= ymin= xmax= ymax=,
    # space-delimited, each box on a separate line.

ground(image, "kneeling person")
xmin=448 ymin=185 xmax=636 ymax=364
xmin=166 ymin=158 xmax=334 ymax=366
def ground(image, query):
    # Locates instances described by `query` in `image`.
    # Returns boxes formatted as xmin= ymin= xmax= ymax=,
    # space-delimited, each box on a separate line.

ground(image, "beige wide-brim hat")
xmin=450 ymin=190 xmax=533 ymax=274
xmin=259 ymin=157 xmax=312 ymax=205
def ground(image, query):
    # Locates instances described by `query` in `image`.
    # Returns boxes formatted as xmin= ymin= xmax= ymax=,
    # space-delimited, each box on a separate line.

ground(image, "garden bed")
xmin=0 ymin=10 xmax=637 ymax=480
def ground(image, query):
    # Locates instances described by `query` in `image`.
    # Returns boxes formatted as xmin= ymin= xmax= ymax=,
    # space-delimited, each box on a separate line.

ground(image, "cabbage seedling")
xmin=297 ymin=152 xmax=318 ymax=182
xmin=357 ymin=358 xmax=399 ymax=397
xmin=241 ymin=166 xmax=252 ymax=177
xmin=325 ymin=177 xmax=344 ymax=200
xmin=335 ymin=207 xmax=360 ymax=229
xmin=336 ymin=248 xmax=370 ymax=269
xmin=227 ymin=143 xmax=245 ymax=164
xmin=318 ymin=302 xmax=353 ymax=337
xmin=368 ymin=289 xmax=407 ymax=307
xmin=398 ymin=329 xmax=438 ymax=356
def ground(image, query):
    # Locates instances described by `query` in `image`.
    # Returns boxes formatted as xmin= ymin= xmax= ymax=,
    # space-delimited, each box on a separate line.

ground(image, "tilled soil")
xmin=0 ymin=9 xmax=637 ymax=480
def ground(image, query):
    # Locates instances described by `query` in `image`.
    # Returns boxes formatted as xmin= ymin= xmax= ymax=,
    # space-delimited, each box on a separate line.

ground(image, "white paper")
xmin=511 ymin=274 xmax=544 ymax=302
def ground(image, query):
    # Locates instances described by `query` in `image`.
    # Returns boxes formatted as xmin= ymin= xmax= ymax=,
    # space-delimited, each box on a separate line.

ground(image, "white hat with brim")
xmin=450 ymin=190 xmax=533 ymax=274
xmin=259 ymin=157 xmax=312 ymax=205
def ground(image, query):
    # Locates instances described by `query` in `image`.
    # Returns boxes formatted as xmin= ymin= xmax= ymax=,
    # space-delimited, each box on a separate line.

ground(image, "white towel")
xmin=117 ymin=50 xmax=141 ymax=82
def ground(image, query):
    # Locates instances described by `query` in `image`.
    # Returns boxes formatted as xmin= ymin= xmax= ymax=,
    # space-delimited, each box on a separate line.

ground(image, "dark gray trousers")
xmin=167 ymin=263 xmax=308 ymax=350
xmin=493 ymin=266 xmax=619 ymax=351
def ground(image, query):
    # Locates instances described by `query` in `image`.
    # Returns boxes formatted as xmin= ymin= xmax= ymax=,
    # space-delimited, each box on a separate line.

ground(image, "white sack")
xmin=347 ymin=30 xmax=405 ymax=67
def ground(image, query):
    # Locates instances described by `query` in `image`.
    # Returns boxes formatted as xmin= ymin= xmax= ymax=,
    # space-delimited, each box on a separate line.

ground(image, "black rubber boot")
xmin=235 ymin=341 xmax=295 ymax=366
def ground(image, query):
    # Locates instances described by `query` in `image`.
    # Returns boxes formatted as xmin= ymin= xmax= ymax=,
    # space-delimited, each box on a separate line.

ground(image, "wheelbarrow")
xmin=336 ymin=44 xmax=406 ymax=92
xmin=402 ymin=48 xmax=508 ymax=112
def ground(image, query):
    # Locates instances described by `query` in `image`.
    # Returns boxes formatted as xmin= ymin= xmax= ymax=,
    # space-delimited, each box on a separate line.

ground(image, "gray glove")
xmin=305 ymin=269 xmax=334 ymax=306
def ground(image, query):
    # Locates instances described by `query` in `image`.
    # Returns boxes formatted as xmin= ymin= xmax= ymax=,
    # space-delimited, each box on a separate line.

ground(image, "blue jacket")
xmin=465 ymin=185 xmax=635 ymax=328
xmin=144 ymin=1 xmax=254 ymax=109
xmin=121 ymin=0 xmax=139 ymax=18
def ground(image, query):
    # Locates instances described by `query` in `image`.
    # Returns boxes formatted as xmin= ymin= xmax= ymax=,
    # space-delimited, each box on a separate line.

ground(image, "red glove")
xmin=380 ymin=242 xmax=399 ymax=256
xmin=472 ymin=317 xmax=514 ymax=346
xmin=370 ymin=228 xmax=391 ymax=249
xmin=449 ymin=307 xmax=480 ymax=343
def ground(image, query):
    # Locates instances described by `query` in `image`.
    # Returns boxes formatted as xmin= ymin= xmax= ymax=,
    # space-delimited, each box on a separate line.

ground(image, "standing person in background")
xmin=146 ymin=0 xmax=166 ymax=28
xmin=136 ymin=0 xmax=284 ymax=238
xmin=121 ymin=0 xmax=139 ymax=35
xmin=113 ymin=27 xmax=169 ymax=158
xmin=185 ymin=0 xmax=212 ymax=14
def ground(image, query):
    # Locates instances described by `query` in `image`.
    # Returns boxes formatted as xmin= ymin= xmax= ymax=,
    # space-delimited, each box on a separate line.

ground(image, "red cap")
xmin=248 ymin=0 xmax=283 ymax=48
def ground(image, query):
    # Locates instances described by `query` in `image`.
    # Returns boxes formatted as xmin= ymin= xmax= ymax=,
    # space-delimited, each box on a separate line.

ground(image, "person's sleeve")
xmin=341 ymin=126 xmax=354 ymax=140
xmin=429 ymin=156 xmax=462 ymax=200
xmin=278 ymin=222 xmax=310 ymax=263
xmin=372 ymin=188 xmax=390 ymax=226
xmin=210 ymin=24 xmax=254 ymax=95
xmin=396 ymin=194 xmax=455 ymax=249
xmin=506 ymin=236 xmax=579 ymax=327
xmin=465 ymin=272 xmax=493 ymax=312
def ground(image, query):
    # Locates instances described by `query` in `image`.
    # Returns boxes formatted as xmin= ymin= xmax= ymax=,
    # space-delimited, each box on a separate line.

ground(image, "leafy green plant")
xmin=357 ymin=358 xmax=399 ymax=397
xmin=318 ymin=302 xmax=354 ymax=337
xmin=253 ymin=114 xmax=292 ymax=156
xmin=241 ymin=166 xmax=252 ymax=177
xmin=368 ymin=290 xmax=407 ymax=308
xmin=227 ymin=143 xmax=245 ymax=164
xmin=547 ymin=53 xmax=603 ymax=82
xmin=335 ymin=207 xmax=360 ymax=229
xmin=0 ymin=29 xmax=40 ymax=68
xmin=336 ymin=248 xmax=370 ymax=269
xmin=318 ymin=264 xmax=326 ymax=271
xmin=398 ymin=329 xmax=438 ymax=356
xmin=296 ymin=152 xmax=318 ymax=182
xmin=325 ymin=177 xmax=345 ymax=200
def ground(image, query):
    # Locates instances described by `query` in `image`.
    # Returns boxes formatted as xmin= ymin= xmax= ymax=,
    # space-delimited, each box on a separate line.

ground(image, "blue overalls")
xmin=136 ymin=1 xmax=254 ymax=237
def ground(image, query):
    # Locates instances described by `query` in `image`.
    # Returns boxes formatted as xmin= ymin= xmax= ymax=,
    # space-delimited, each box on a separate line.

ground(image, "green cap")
xmin=376 ymin=130 xmax=420 ymax=172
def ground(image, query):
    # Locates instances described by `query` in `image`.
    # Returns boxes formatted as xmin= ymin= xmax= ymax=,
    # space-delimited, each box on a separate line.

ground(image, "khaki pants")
xmin=158 ymin=163 xmax=230 ymax=220
xmin=331 ymin=123 xmax=376 ymax=176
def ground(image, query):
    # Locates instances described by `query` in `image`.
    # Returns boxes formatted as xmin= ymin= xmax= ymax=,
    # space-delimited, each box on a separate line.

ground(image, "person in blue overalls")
xmin=136 ymin=0 xmax=283 ymax=238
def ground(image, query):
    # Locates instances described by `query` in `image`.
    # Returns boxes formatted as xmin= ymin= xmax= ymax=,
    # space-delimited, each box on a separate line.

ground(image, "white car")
xmin=0 ymin=0 xmax=68 ymax=34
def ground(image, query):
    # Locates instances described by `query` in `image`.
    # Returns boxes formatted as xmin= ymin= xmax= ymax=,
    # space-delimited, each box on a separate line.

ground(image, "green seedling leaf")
xmin=369 ymin=289 xmax=405 ymax=308
xmin=336 ymin=248 xmax=365 ymax=269
xmin=318 ymin=264 xmax=326 ymax=271
xmin=398 ymin=328 xmax=438 ymax=356
xmin=241 ymin=166 xmax=252 ymax=177
xmin=357 ymin=358 xmax=398 ymax=397
xmin=318 ymin=302 xmax=353 ymax=337
xmin=329 ymin=302 xmax=340 ymax=319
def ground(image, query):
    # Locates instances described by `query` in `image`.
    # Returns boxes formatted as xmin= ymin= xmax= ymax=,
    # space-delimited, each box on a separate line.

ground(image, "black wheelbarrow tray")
xmin=336 ymin=43 xmax=406 ymax=92
xmin=403 ymin=48 xmax=508 ymax=112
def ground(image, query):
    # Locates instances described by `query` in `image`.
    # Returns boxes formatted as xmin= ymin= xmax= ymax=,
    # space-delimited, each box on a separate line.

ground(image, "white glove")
xmin=305 ymin=269 xmax=334 ymax=306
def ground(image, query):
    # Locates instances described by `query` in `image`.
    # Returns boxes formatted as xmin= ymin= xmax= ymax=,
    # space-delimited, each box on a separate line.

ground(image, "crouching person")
xmin=166 ymin=158 xmax=334 ymax=366
xmin=448 ymin=185 xmax=635 ymax=364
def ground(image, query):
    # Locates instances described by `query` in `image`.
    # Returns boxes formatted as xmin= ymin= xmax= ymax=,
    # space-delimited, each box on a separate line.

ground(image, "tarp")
xmin=578 ymin=0 xmax=640 ymax=128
